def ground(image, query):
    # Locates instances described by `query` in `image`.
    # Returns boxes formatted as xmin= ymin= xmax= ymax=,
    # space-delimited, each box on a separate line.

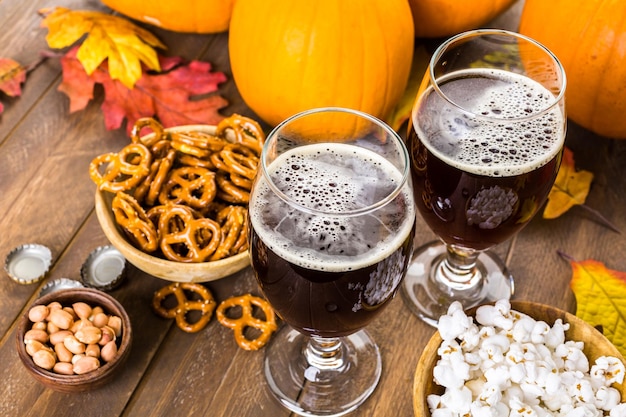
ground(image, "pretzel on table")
xmin=152 ymin=282 xmax=216 ymax=333
xmin=216 ymin=294 xmax=277 ymax=351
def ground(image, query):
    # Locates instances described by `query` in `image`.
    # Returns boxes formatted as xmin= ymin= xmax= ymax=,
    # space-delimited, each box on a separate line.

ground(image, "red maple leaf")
xmin=0 ymin=58 xmax=27 ymax=114
xmin=58 ymin=47 xmax=228 ymax=132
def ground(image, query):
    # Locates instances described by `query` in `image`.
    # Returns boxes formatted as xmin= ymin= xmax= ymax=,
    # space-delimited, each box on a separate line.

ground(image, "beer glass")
xmin=248 ymin=107 xmax=415 ymax=416
xmin=401 ymin=30 xmax=566 ymax=326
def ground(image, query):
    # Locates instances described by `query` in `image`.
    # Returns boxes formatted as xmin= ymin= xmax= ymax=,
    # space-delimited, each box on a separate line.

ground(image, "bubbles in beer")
xmin=250 ymin=143 xmax=414 ymax=272
xmin=416 ymin=68 xmax=565 ymax=177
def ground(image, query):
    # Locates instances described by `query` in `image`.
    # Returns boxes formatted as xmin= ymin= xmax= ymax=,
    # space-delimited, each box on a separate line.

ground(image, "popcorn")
xmin=428 ymin=300 xmax=626 ymax=416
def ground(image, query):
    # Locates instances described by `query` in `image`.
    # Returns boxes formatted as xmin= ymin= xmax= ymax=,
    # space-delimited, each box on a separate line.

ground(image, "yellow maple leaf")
xmin=569 ymin=258 xmax=626 ymax=358
xmin=543 ymin=147 xmax=593 ymax=219
xmin=40 ymin=7 xmax=166 ymax=89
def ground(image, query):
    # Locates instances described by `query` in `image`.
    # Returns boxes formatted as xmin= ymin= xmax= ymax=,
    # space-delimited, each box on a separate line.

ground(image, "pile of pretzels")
xmin=89 ymin=115 xmax=264 ymax=263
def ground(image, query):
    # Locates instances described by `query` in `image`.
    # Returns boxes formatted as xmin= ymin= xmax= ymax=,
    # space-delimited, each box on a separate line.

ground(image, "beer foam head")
xmin=250 ymin=143 xmax=414 ymax=272
xmin=417 ymin=68 xmax=565 ymax=177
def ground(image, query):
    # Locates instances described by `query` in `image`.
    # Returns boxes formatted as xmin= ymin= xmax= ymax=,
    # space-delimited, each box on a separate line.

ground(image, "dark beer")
xmin=249 ymin=143 xmax=415 ymax=338
xmin=408 ymin=68 xmax=565 ymax=250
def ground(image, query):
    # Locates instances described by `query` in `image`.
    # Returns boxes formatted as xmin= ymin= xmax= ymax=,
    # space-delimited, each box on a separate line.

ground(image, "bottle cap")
xmin=80 ymin=246 xmax=127 ymax=291
xmin=4 ymin=244 xmax=52 ymax=285
xmin=39 ymin=278 xmax=86 ymax=297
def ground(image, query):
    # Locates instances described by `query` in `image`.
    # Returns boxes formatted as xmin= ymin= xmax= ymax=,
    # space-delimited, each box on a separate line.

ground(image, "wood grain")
xmin=1 ymin=0 xmax=625 ymax=416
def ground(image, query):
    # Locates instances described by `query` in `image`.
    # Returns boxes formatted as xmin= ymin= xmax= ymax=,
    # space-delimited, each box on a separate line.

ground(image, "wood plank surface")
xmin=1 ymin=1 xmax=625 ymax=416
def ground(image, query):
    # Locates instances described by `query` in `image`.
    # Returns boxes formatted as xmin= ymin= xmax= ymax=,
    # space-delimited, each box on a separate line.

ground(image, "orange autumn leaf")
xmin=569 ymin=257 xmax=626 ymax=357
xmin=0 ymin=58 xmax=26 ymax=114
xmin=543 ymin=147 xmax=593 ymax=219
xmin=40 ymin=7 xmax=165 ymax=89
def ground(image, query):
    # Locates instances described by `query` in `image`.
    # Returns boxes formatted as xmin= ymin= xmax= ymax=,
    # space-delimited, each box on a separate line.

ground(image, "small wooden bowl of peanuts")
xmin=15 ymin=288 xmax=132 ymax=392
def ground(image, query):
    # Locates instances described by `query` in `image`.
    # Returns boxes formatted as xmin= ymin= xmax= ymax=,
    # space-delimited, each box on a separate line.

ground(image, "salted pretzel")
xmin=152 ymin=282 xmax=216 ymax=333
xmin=210 ymin=144 xmax=259 ymax=180
xmin=158 ymin=204 xmax=222 ymax=262
xmin=215 ymin=171 xmax=250 ymax=204
xmin=210 ymin=205 xmax=247 ymax=261
xmin=215 ymin=114 xmax=265 ymax=155
xmin=216 ymin=294 xmax=277 ymax=351
xmin=134 ymin=148 xmax=176 ymax=205
xmin=111 ymin=192 xmax=159 ymax=252
xmin=89 ymin=143 xmax=152 ymax=193
xmin=158 ymin=166 xmax=217 ymax=209
xmin=131 ymin=117 xmax=167 ymax=147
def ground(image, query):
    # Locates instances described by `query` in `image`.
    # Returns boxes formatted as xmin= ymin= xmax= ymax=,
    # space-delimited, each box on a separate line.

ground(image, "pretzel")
xmin=111 ymin=192 xmax=159 ymax=252
xmin=152 ymin=282 xmax=216 ymax=333
xmin=216 ymin=294 xmax=277 ymax=351
xmin=171 ymin=131 xmax=227 ymax=152
xmin=134 ymin=148 xmax=176 ymax=205
xmin=131 ymin=117 xmax=167 ymax=147
xmin=215 ymin=172 xmax=250 ymax=204
xmin=210 ymin=144 xmax=259 ymax=180
xmin=215 ymin=114 xmax=265 ymax=155
xmin=158 ymin=166 xmax=217 ymax=209
xmin=89 ymin=143 xmax=152 ymax=193
xmin=158 ymin=204 xmax=222 ymax=262
xmin=210 ymin=205 xmax=247 ymax=260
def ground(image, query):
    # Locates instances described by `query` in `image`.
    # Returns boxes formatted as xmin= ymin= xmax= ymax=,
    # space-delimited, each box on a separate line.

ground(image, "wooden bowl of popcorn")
xmin=414 ymin=300 xmax=626 ymax=416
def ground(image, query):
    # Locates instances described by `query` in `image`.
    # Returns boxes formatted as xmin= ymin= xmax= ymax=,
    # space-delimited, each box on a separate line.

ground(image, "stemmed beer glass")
xmin=401 ymin=30 xmax=567 ymax=326
xmin=248 ymin=107 xmax=415 ymax=416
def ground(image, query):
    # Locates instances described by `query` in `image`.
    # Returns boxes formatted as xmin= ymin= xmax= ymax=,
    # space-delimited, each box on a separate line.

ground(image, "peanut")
xmin=72 ymin=302 xmax=92 ymax=320
xmin=53 ymin=362 xmax=74 ymax=375
xmin=85 ymin=344 xmax=100 ymax=358
xmin=100 ymin=340 xmax=118 ymax=363
xmin=48 ymin=308 xmax=74 ymax=330
xmin=73 ymin=356 xmax=100 ymax=374
xmin=54 ymin=342 xmax=73 ymax=363
xmin=25 ymin=339 xmax=46 ymax=357
xmin=24 ymin=329 xmax=49 ymax=344
xmin=32 ymin=349 xmax=56 ymax=370
xmin=63 ymin=335 xmax=86 ymax=355
xmin=28 ymin=305 xmax=49 ymax=323
xmin=75 ymin=326 xmax=102 ymax=345
xmin=107 ymin=316 xmax=123 ymax=337
xmin=49 ymin=330 xmax=73 ymax=346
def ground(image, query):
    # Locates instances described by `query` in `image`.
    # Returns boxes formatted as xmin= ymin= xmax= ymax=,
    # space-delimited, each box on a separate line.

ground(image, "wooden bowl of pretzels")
xmin=92 ymin=115 xmax=264 ymax=282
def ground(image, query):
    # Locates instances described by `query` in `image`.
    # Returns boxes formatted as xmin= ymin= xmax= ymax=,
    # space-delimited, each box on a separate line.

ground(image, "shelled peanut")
xmin=23 ymin=301 xmax=123 ymax=375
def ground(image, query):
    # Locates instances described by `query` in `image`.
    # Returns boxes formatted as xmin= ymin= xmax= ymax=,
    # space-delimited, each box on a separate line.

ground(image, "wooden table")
xmin=1 ymin=1 xmax=625 ymax=416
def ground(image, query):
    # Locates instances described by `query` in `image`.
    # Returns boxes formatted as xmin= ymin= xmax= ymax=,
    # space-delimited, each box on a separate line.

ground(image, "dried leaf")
xmin=40 ymin=7 xmax=165 ymax=88
xmin=543 ymin=147 xmax=593 ymax=219
xmin=568 ymin=256 xmax=626 ymax=357
xmin=386 ymin=45 xmax=431 ymax=133
xmin=0 ymin=58 xmax=26 ymax=114
xmin=58 ymin=47 xmax=228 ymax=132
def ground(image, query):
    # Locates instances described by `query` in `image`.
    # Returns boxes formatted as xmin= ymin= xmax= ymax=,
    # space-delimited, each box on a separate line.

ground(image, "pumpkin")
xmin=408 ymin=0 xmax=517 ymax=38
xmin=519 ymin=0 xmax=626 ymax=139
xmin=228 ymin=0 xmax=414 ymax=128
xmin=100 ymin=0 xmax=235 ymax=33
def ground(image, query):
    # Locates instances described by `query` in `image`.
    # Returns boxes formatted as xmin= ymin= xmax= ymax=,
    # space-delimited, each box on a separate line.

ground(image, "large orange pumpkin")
xmin=408 ymin=0 xmax=517 ymax=38
xmin=100 ymin=0 xmax=235 ymax=33
xmin=519 ymin=0 xmax=626 ymax=139
xmin=228 ymin=0 xmax=414 ymax=128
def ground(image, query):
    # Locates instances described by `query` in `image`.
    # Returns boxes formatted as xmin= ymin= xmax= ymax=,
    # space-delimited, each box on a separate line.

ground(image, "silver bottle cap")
xmin=80 ymin=246 xmax=127 ymax=291
xmin=5 ymin=244 xmax=52 ymax=285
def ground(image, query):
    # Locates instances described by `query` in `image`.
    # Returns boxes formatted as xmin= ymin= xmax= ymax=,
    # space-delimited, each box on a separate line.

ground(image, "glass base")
xmin=401 ymin=240 xmax=514 ymax=327
xmin=263 ymin=326 xmax=382 ymax=417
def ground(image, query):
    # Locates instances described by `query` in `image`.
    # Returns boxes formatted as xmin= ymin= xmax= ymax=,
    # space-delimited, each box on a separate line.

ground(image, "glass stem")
xmin=303 ymin=336 xmax=346 ymax=372
xmin=434 ymin=245 xmax=484 ymax=296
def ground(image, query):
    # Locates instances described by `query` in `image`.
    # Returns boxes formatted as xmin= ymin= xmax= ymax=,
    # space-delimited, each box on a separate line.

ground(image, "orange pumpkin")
xmin=100 ymin=0 xmax=235 ymax=33
xmin=408 ymin=0 xmax=516 ymax=38
xmin=228 ymin=0 xmax=414 ymax=128
xmin=519 ymin=0 xmax=626 ymax=139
